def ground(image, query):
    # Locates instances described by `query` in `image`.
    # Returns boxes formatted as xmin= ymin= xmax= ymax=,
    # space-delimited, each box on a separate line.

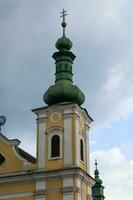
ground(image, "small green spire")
xmin=43 ymin=10 xmax=85 ymax=106
xmin=92 ymin=160 xmax=105 ymax=200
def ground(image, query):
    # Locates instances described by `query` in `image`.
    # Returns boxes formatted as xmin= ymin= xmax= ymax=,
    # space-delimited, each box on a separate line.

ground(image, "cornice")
xmin=0 ymin=167 xmax=95 ymax=186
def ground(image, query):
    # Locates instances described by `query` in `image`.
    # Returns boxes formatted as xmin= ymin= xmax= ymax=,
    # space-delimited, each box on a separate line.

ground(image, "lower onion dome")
xmin=43 ymin=80 xmax=85 ymax=106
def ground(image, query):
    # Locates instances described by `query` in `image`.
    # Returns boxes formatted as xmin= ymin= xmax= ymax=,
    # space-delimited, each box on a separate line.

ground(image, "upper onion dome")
xmin=55 ymin=36 xmax=73 ymax=51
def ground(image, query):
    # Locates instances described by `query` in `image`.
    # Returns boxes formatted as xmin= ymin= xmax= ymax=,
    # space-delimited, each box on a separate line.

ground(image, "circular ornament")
xmin=50 ymin=112 xmax=61 ymax=123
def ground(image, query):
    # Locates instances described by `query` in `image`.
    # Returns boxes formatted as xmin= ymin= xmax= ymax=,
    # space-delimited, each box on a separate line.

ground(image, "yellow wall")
xmin=45 ymin=110 xmax=64 ymax=170
xmin=0 ymin=182 xmax=35 ymax=195
xmin=46 ymin=178 xmax=63 ymax=200
xmin=0 ymin=141 xmax=24 ymax=174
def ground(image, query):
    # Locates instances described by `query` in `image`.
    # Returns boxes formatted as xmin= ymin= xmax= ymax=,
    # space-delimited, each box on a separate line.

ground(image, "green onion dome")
xmin=43 ymin=17 xmax=85 ymax=106
xmin=43 ymin=80 xmax=85 ymax=106
xmin=55 ymin=36 xmax=73 ymax=51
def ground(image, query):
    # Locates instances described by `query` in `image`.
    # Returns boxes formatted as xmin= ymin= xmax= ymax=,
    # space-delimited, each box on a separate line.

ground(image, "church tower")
xmin=92 ymin=160 xmax=105 ymax=200
xmin=32 ymin=10 xmax=95 ymax=200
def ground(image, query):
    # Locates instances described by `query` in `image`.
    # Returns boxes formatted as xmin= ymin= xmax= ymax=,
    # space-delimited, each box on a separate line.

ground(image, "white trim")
xmin=63 ymin=193 xmax=73 ymax=200
xmin=48 ymin=130 xmax=63 ymax=160
xmin=64 ymin=107 xmax=72 ymax=167
xmin=0 ymin=134 xmax=20 ymax=146
xmin=86 ymin=135 xmax=90 ymax=173
xmin=35 ymin=180 xmax=46 ymax=200
xmin=77 ymin=193 xmax=81 ymax=200
xmin=46 ymin=126 xmax=63 ymax=134
xmin=38 ymin=119 xmax=46 ymax=169
xmin=0 ymin=168 xmax=95 ymax=186
xmin=36 ymin=197 xmax=45 ymax=200
xmin=75 ymin=112 xmax=80 ymax=167
xmin=63 ymin=177 xmax=73 ymax=187
xmin=0 ymin=191 xmax=33 ymax=199
xmin=36 ymin=180 xmax=46 ymax=190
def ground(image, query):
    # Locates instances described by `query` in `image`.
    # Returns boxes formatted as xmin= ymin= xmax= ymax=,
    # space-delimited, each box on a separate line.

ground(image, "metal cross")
xmin=95 ymin=159 xmax=98 ymax=170
xmin=60 ymin=9 xmax=68 ymax=36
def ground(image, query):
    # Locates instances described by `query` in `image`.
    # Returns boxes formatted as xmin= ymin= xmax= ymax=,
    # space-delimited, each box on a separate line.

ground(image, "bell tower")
xmin=32 ymin=9 xmax=95 ymax=200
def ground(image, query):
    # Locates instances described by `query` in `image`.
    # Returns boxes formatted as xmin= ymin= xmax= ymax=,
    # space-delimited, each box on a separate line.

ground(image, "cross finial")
xmin=60 ymin=9 xmax=68 ymax=37
xmin=95 ymin=159 xmax=98 ymax=170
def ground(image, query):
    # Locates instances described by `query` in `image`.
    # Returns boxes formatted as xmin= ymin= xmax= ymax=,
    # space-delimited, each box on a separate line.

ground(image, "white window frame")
xmin=46 ymin=126 xmax=63 ymax=160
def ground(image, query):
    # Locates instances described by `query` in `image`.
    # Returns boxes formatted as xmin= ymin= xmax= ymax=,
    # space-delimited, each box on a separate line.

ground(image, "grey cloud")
xmin=0 ymin=1 xmax=132 ymax=143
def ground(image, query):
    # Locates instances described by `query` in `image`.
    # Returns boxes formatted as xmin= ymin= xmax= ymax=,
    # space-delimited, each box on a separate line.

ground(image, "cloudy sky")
xmin=0 ymin=1 xmax=132 ymax=199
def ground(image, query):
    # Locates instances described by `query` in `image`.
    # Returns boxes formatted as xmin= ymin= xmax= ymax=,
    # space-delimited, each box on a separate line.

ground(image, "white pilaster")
xmin=86 ymin=124 xmax=90 ymax=173
xmin=63 ymin=177 xmax=73 ymax=187
xmin=63 ymin=177 xmax=73 ymax=200
xmin=75 ymin=108 xmax=80 ymax=167
xmin=35 ymin=180 xmax=46 ymax=200
xmin=77 ymin=193 xmax=82 ymax=200
xmin=64 ymin=107 xmax=72 ymax=167
xmin=38 ymin=117 xmax=46 ymax=169
xmin=63 ymin=193 xmax=73 ymax=200
xmin=36 ymin=196 xmax=46 ymax=200
xmin=36 ymin=180 xmax=46 ymax=190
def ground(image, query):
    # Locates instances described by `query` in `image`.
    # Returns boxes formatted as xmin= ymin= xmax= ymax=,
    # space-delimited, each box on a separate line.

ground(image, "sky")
xmin=0 ymin=1 xmax=133 ymax=199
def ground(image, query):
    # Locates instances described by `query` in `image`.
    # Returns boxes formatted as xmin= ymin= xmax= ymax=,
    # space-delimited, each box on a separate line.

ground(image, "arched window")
xmin=51 ymin=135 xmax=60 ymax=157
xmin=0 ymin=153 xmax=5 ymax=165
xmin=80 ymin=139 xmax=84 ymax=161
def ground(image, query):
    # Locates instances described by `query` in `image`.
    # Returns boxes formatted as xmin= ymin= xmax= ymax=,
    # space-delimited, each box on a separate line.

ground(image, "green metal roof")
xmin=92 ymin=160 xmax=105 ymax=200
xmin=43 ymin=13 xmax=85 ymax=106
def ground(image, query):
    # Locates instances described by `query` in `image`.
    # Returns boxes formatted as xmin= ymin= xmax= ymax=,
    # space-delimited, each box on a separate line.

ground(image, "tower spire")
xmin=43 ymin=11 xmax=85 ymax=106
xmin=60 ymin=9 xmax=67 ymax=37
xmin=92 ymin=160 xmax=105 ymax=200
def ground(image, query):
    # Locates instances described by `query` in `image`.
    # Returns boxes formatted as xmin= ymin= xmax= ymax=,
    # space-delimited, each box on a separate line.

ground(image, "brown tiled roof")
xmin=17 ymin=147 xmax=36 ymax=164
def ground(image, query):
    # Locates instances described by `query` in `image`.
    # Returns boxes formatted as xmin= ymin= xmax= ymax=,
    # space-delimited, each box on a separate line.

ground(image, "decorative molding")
xmin=0 ymin=168 xmax=95 ymax=187
xmin=63 ymin=113 xmax=72 ymax=119
xmin=0 ymin=191 xmax=33 ymax=199
xmin=12 ymin=146 xmax=26 ymax=162
xmin=0 ymin=134 xmax=20 ymax=146
xmin=46 ymin=126 xmax=63 ymax=135
xmin=61 ymin=186 xmax=73 ymax=193
xmin=36 ymin=117 xmax=47 ymax=124
xmin=64 ymin=107 xmax=72 ymax=166
xmin=50 ymin=112 xmax=62 ymax=123
xmin=34 ymin=189 xmax=47 ymax=196
xmin=48 ymin=127 xmax=63 ymax=160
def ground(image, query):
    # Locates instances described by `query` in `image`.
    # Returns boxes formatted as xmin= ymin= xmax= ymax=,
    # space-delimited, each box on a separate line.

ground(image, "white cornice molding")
xmin=0 ymin=168 xmax=95 ymax=187
xmin=0 ymin=191 xmax=33 ymax=199
xmin=0 ymin=134 xmax=20 ymax=146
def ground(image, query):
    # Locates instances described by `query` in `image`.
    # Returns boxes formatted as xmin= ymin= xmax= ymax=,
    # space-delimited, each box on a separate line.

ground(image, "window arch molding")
xmin=46 ymin=126 xmax=63 ymax=160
